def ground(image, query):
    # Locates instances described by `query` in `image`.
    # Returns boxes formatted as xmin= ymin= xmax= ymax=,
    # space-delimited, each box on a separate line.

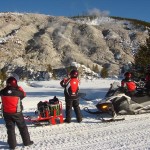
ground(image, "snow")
xmin=1 ymin=78 xmax=150 ymax=150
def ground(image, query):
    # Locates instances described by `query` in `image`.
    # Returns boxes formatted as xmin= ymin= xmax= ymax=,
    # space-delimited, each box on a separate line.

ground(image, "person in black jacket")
xmin=0 ymin=77 xmax=33 ymax=149
xmin=145 ymin=67 xmax=150 ymax=89
xmin=60 ymin=70 xmax=82 ymax=123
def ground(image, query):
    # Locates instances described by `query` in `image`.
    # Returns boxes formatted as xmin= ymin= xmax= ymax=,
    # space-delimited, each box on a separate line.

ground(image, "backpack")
xmin=37 ymin=101 xmax=50 ymax=117
xmin=49 ymin=96 xmax=59 ymax=104
xmin=66 ymin=78 xmax=79 ymax=97
xmin=36 ymin=96 xmax=60 ymax=117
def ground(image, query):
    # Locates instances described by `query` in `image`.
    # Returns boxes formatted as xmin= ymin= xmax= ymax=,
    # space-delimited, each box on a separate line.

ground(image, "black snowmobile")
xmin=84 ymin=81 xmax=150 ymax=122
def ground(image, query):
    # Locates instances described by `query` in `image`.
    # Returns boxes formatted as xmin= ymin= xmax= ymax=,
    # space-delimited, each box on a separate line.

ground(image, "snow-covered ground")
xmin=0 ymin=78 xmax=150 ymax=150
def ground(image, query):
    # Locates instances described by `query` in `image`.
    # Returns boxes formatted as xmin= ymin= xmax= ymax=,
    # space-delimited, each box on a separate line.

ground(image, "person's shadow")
xmin=0 ymin=141 xmax=9 ymax=149
xmin=0 ymin=141 xmax=23 ymax=149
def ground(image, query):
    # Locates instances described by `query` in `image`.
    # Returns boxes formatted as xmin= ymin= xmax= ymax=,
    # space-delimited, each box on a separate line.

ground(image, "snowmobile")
xmin=24 ymin=96 xmax=64 ymax=126
xmin=83 ymin=81 xmax=150 ymax=122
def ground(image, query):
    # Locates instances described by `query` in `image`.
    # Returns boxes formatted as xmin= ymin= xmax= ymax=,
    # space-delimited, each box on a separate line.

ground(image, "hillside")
xmin=0 ymin=12 xmax=149 ymax=79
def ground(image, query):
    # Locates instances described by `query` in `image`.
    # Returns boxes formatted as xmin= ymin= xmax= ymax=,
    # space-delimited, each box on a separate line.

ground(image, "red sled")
xmin=24 ymin=97 xmax=64 ymax=126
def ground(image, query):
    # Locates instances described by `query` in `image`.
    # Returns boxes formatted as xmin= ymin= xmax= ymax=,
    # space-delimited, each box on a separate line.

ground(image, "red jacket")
xmin=146 ymin=74 xmax=150 ymax=82
xmin=0 ymin=86 xmax=26 ymax=113
xmin=60 ymin=77 xmax=79 ymax=99
xmin=121 ymin=79 xmax=136 ymax=92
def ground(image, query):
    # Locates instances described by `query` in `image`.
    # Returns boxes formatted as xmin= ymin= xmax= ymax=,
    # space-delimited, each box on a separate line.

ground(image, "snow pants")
xmin=65 ymin=98 xmax=82 ymax=123
xmin=3 ymin=112 xmax=31 ymax=148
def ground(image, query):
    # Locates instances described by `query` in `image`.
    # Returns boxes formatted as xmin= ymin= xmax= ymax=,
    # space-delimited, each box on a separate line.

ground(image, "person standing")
xmin=60 ymin=70 xmax=82 ymax=123
xmin=145 ymin=67 xmax=150 ymax=89
xmin=0 ymin=77 xmax=33 ymax=149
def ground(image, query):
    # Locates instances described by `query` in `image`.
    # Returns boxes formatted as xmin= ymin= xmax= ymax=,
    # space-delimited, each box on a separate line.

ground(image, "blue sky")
xmin=0 ymin=0 xmax=149 ymax=22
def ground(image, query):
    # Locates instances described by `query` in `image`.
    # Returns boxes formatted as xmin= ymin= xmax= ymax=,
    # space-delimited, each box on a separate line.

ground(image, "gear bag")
xmin=37 ymin=96 xmax=60 ymax=117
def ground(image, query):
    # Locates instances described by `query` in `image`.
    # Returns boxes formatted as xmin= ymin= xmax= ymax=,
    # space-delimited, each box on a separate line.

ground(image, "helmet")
xmin=6 ymin=77 xmax=18 ymax=87
xmin=70 ymin=70 xmax=78 ymax=78
xmin=124 ymin=72 xmax=132 ymax=78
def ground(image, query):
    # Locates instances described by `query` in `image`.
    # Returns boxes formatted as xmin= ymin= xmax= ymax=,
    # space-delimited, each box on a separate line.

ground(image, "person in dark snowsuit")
xmin=145 ymin=67 xmax=150 ymax=90
xmin=60 ymin=70 xmax=82 ymax=123
xmin=0 ymin=77 xmax=33 ymax=149
xmin=144 ymin=66 xmax=150 ymax=97
xmin=121 ymin=72 xmax=136 ymax=98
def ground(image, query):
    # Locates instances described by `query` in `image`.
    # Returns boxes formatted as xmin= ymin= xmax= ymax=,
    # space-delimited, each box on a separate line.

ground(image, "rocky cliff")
xmin=0 ymin=12 xmax=149 ymax=78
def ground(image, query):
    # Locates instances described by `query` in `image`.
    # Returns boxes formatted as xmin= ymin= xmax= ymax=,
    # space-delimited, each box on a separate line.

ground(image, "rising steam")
xmin=87 ymin=8 xmax=110 ymax=17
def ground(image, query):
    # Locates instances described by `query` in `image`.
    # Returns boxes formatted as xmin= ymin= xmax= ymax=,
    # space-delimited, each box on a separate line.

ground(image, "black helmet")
xmin=6 ymin=77 xmax=18 ymax=87
xmin=124 ymin=72 xmax=132 ymax=78
xmin=70 ymin=70 xmax=78 ymax=78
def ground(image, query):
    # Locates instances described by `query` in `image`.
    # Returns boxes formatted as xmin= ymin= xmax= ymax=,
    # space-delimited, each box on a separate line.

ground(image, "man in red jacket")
xmin=60 ymin=70 xmax=82 ymax=123
xmin=0 ymin=77 xmax=33 ymax=149
xmin=121 ymin=72 xmax=136 ymax=97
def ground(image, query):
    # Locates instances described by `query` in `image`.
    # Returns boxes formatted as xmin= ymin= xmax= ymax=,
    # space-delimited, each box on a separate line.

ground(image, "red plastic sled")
xmin=24 ymin=101 xmax=64 ymax=126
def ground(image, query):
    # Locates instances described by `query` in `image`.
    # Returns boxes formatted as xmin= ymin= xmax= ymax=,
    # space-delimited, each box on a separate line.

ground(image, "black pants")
xmin=126 ymin=91 xmax=135 ymax=98
xmin=3 ymin=112 xmax=31 ymax=148
xmin=65 ymin=98 xmax=82 ymax=122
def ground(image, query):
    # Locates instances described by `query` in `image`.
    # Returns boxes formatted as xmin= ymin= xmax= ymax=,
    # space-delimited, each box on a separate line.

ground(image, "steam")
xmin=87 ymin=8 xmax=110 ymax=17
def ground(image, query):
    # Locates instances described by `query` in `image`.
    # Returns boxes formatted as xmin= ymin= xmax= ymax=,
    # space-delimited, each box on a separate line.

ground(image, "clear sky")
xmin=0 ymin=0 xmax=149 ymax=22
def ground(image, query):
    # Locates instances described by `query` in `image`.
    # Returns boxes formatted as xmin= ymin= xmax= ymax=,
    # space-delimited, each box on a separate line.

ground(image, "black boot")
xmin=24 ymin=141 xmax=34 ymax=146
xmin=77 ymin=118 xmax=82 ymax=123
xmin=64 ymin=119 xmax=71 ymax=123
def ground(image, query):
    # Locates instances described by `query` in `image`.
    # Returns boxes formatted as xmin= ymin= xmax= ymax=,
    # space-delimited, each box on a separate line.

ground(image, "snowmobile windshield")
xmin=111 ymin=82 xmax=120 ymax=90
xmin=105 ymin=81 xmax=121 ymax=98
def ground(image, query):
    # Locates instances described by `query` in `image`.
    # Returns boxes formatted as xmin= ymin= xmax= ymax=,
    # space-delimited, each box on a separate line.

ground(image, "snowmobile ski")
xmin=84 ymin=107 xmax=104 ymax=114
xmin=81 ymin=97 xmax=94 ymax=101
xmin=79 ymin=92 xmax=101 ymax=101
xmin=100 ymin=117 xmax=125 ymax=122
xmin=79 ymin=93 xmax=94 ymax=101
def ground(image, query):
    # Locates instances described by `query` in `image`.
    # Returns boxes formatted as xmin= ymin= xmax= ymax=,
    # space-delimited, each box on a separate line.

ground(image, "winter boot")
xmin=77 ymin=118 xmax=82 ymax=123
xmin=24 ymin=141 xmax=34 ymax=146
xmin=64 ymin=119 xmax=71 ymax=123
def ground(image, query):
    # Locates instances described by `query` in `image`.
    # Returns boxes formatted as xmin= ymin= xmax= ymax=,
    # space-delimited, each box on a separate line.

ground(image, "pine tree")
xmin=47 ymin=64 xmax=53 ymax=72
xmin=101 ymin=67 xmax=108 ymax=78
xmin=0 ymin=69 xmax=7 ymax=88
xmin=134 ymin=31 xmax=150 ymax=71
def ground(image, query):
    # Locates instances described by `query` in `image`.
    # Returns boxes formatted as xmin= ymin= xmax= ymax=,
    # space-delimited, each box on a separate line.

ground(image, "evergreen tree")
xmin=134 ymin=31 xmax=150 ymax=72
xmin=47 ymin=64 xmax=53 ymax=72
xmin=101 ymin=67 xmax=108 ymax=78
xmin=0 ymin=69 xmax=7 ymax=88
